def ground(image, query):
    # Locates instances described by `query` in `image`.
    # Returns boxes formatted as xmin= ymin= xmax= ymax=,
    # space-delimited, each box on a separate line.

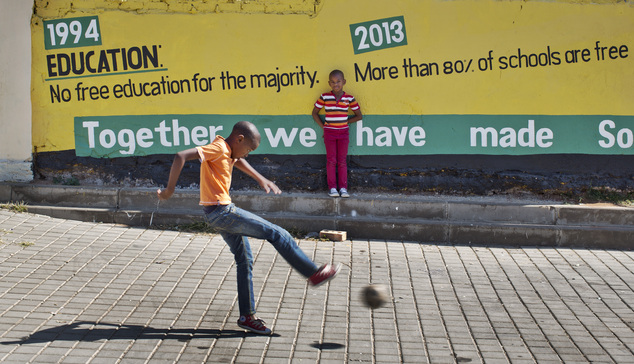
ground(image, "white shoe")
xmin=339 ymin=188 xmax=350 ymax=198
xmin=329 ymin=188 xmax=339 ymax=197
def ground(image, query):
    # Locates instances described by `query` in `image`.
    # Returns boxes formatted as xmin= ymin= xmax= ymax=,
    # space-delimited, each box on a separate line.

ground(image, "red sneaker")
xmin=237 ymin=316 xmax=271 ymax=335
xmin=309 ymin=263 xmax=341 ymax=287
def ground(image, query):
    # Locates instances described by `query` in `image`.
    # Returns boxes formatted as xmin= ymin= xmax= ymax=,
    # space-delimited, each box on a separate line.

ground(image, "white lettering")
xmin=598 ymin=119 xmax=634 ymax=149
xmin=264 ymin=128 xmax=298 ymax=147
xmin=357 ymin=120 xmax=374 ymax=146
xmin=136 ymin=128 xmax=154 ymax=148
xmin=208 ymin=125 xmax=223 ymax=138
xmin=518 ymin=120 xmax=535 ymax=147
xmin=471 ymin=127 xmax=498 ymax=147
xmin=154 ymin=120 xmax=172 ymax=147
xmin=99 ymin=129 xmax=116 ymax=149
xmin=392 ymin=126 xmax=407 ymax=146
xmin=499 ymin=128 xmax=516 ymax=148
xmin=618 ymin=128 xmax=634 ymax=148
xmin=172 ymin=119 xmax=190 ymax=146
xmin=375 ymin=127 xmax=391 ymax=147
xmin=536 ymin=128 xmax=553 ymax=147
xmin=82 ymin=121 xmax=100 ymax=148
xmin=118 ymin=129 xmax=136 ymax=155
xmin=409 ymin=126 xmax=426 ymax=146
xmin=191 ymin=126 xmax=208 ymax=145
xmin=81 ymin=119 xmax=229 ymax=156
xmin=471 ymin=120 xmax=553 ymax=148
xmin=355 ymin=120 xmax=426 ymax=148
xmin=598 ymin=120 xmax=616 ymax=148
xmin=299 ymin=128 xmax=317 ymax=147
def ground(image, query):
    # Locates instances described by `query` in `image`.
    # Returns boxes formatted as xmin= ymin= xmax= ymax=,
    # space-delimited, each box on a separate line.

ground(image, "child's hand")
xmin=260 ymin=179 xmax=282 ymax=195
xmin=157 ymin=188 xmax=174 ymax=200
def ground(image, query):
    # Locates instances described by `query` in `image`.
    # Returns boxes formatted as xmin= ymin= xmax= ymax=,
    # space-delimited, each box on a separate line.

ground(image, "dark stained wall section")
xmin=33 ymin=151 xmax=634 ymax=197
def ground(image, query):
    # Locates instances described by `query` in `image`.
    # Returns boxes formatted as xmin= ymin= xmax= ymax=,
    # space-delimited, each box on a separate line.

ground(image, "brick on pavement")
xmin=0 ymin=209 xmax=633 ymax=363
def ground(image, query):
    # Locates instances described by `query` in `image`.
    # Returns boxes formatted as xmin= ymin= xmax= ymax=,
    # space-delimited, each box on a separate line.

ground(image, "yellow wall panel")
xmin=31 ymin=0 xmax=634 ymax=153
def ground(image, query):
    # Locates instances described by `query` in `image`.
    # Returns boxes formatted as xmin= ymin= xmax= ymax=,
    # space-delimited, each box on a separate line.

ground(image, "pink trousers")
xmin=323 ymin=128 xmax=349 ymax=190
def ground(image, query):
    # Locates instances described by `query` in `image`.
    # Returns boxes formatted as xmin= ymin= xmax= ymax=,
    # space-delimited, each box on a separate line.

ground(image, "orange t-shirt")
xmin=196 ymin=135 xmax=235 ymax=205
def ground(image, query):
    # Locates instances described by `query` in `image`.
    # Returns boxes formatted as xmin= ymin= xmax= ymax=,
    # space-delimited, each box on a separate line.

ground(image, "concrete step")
xmin=2 ymin=183 xmax=633 ymax=249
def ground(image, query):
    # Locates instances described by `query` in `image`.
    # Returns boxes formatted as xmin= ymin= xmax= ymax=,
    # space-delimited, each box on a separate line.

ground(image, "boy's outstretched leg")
xmin=205 ymin=204 xmax=341 ymax=335
xmin=309 ymin=263 xmax=341 ymax=287
xmin=206 ymin=204 xmax=335 ymax=279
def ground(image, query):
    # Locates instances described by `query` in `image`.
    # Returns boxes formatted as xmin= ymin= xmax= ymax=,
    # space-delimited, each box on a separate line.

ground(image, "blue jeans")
xmin=203 ymin=203 xmax=319 ymax=316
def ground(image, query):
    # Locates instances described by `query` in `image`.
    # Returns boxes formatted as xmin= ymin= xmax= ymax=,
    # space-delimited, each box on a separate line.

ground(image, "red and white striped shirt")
xmin=314 ymin=92 xmax=360 ymax=130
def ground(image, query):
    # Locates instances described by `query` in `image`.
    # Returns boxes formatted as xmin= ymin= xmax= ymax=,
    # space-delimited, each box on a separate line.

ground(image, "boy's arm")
xmin=234 ymin=158 xmax=282 ymax=194
xmin=311 ymin=107 xmax=324 ymax=129
xmin=348 ymin=108 xmax=363 ymax=124
xmin=157 ymin=148 xmax=200 ymax=200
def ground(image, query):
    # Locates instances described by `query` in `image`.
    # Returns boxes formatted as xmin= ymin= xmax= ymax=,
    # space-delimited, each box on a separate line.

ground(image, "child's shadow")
xmin=1 ymin=321 xmax=279 ymax=345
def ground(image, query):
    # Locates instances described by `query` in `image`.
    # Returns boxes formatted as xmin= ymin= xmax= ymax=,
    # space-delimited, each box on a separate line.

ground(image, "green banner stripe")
xmin=74 ymin=114 xmax=634 ymax=158
xmin=44 ymin=16 xmax=102 ymax=50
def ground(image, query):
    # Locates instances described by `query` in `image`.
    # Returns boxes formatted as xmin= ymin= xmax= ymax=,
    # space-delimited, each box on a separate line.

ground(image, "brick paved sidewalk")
xmin=0 ymin=209 xmax=633 ymax=363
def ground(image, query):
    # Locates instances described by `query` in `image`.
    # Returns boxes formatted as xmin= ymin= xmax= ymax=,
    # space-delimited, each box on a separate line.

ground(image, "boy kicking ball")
xmin=157 ymin=121 xmax=340 ymax=335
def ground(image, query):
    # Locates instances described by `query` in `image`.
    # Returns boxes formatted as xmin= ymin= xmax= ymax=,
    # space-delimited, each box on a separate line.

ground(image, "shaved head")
xmin=233 ymin=121 xmax=261 ymax=145
xmin=330 ymin=69 xmax=344 ymax=79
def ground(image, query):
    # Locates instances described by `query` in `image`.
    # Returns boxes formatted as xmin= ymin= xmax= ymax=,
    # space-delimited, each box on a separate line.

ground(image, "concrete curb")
xmin=1 ymin=182 xmax=632 ymax=249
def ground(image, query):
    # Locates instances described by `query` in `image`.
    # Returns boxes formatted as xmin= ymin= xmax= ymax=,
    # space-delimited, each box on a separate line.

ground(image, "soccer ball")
xmin=361 ymin=284 xmax=388 ymax=309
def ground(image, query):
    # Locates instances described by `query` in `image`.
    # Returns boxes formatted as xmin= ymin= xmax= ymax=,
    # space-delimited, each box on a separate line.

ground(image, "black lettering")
xmin=85 ymin=51 xmax=96 ymax=73
xmin=354 ymin=62 xmax=372 ymax=82
xmin=250 ymin=74 xmax=267 ymax=88
xmin=71 ymin=52 xmax=85 ymax=74
xmin=106 ymin=49 xmax=121 ymax=71
xmin=97 ymin=50 xmax=110 ymax=73
xmin=56 ymin=53 xmax=71 ymax=76
xmin=142 ymin=45 xmax=159 ymax=68
xmin=46 ymin=54 xmax=57 ymax=77
xmin=45 ymin=45 xmax=163 ymax=79
xmin=498 ymin=56 xmax=508 ymax=70
xmin=127 ymin=47 xmax=143 ymax=69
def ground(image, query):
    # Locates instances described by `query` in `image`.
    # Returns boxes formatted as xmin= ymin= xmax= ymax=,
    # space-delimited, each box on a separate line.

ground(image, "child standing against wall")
xmin=157 ymin=121 xmax=340 ymax=335
xmin=312 ymin=69 xmax=363 ymax=198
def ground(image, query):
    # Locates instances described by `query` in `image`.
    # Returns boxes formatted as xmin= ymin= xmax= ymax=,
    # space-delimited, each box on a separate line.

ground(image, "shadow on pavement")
xmin=1 ymin=321 xmax=280 ymax=345
xmin=310 ymin=341 xmax=345 ymax=350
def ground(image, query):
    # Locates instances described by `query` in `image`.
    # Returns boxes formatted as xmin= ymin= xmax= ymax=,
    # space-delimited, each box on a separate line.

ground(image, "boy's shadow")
xmin=1 ymin=321 xmax=279 ymax=345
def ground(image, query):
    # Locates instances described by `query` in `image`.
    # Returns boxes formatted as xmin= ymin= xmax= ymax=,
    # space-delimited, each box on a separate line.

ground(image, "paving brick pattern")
xmin=0 ymin=209 xmax=633 ymax=363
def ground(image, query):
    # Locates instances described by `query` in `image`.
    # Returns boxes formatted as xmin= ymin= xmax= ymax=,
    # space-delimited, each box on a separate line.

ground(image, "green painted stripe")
xmin=74 ymin=114 xmax=634 ymax=158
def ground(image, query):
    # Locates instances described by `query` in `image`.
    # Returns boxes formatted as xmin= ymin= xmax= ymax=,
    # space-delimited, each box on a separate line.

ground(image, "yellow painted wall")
xmin=31 ymin=0 xmax=634 ymax=153
xmin=34 ymin=0 xmax=320 ymax=17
